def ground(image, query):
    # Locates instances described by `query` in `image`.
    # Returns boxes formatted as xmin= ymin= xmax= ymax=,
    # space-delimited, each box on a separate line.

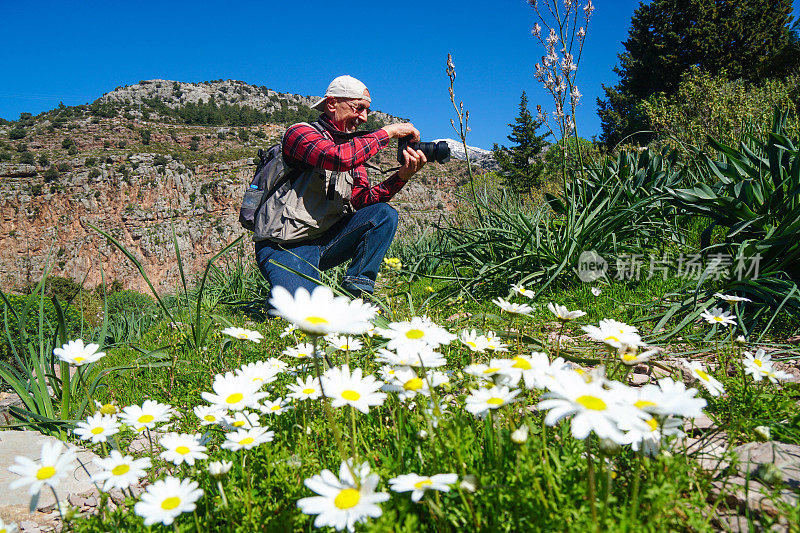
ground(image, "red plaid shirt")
xmin=282 ymin=116 xmax=406 ymax=209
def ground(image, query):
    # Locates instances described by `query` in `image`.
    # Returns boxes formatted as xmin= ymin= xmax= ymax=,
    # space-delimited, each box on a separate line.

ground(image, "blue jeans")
xmin=255 ymin=202 xmax=399 ymax=300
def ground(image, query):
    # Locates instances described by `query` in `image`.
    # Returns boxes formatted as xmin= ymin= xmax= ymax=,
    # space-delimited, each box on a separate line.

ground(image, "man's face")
xmin=330 ymin=89 xmax=370 ymax=132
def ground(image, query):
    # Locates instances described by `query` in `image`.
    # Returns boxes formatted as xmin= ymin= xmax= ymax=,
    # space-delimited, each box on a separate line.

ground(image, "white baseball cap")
xmin=311 ymin=75 xmax=371 ymax=111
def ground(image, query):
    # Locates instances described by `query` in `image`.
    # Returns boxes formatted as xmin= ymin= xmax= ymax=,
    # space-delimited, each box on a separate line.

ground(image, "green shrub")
xmin=67 ymin=145 xmax=78 ymax=155
xmin=117 ymin=140 xmax=127 ymax=149
xmin=104 ymin=289 xmax=154 ymax=317
xmin=0 ymin=152 xmax=10 ymax=161
xmin=88 ymin=169 xmax=101 ymax=179
xmin=103 ymin=140 xmax=111 ymax=149
xmin=56 ymin=162 xmax=71 ymax=172
xmin=641 ymin=69 xmax=800 ymax=152
xmin=9 ymin=127 xmax=26 ymax=140
xmin=42 ymin=167 xmax=60 ymax=182
xmin=85 ymin=157 xmax=97 ymax=167
xmin=18 ymin=152 xmax=35 ymax=165
xmin=153 ymin=154 xmax=168 ymax=166
xmin=38 ymin=154 xmax=49 ymax=167
xmin=61 ymin=137 xmax=74 ymax=149
xmin=141 ymin=129 xmax=151 ymax=145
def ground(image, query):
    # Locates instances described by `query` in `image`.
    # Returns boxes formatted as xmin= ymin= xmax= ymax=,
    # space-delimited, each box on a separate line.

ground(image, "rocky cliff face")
xmin=0 ymin=110 xmax=473 ymax=295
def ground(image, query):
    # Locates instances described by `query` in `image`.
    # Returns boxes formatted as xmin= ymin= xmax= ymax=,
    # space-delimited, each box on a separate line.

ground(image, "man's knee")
xmin=371 ymin=203 xmax=399 ymax=230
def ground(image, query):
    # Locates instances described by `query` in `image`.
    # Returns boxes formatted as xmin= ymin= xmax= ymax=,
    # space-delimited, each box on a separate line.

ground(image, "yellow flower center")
xmin=74 ymin=357 xmax=86 ymax=363
xmin=270 ymin=405 xmax=280 ymax=411
xmin=237 ymin=333 xmax=248 ymax=339
xmin=302 ymin=388 xmax=315 ymax=394
xmin=404 ymin=378 xmax=424 ymax=391
xmin=342 ymin=390 xmax=361 ymax=401
xmin=334 ymin=488 xmax=361 ymax=509
xmin=483 ymin=367 xmax=499 ymax=374
xmin=99 ymin=404 xmax=117 ymax=415
xmin=233 ymin=420 xmax=245 ymax=427
xmin=754 ymin=359 xmax=762 ymax=367
xmin=603 ymin=335 xmax=620 ymax=343
xmin=466 ymin=341 xmax=477 ymax=348
xmin=646 ymin=418 xmax=658 ymax=431
xmin=176 ymin=446 xmax=191 ymax=455
xmin=414 ymin=479 xmax=433 ymax=489
xmin=405 ymin=329 xmax=425 ymax=339
xmin=204 ymin=415 xmax=216 ymax=422
xmin=112 ymin=464 xmax=130 ymax=476
xmin=36 ymin=466 xmax=56 ymax=480
xmin=304 ymin=316 xmax=329 ymax=325
xmin=576 ymin=395 xmax=607 ymax=411
xmin=512 ymin=357 xmax=531 ymax=369
xmin=622 ymin=354 xmax=637 ymax=361
xmin=634 ymin=400 xmax=656 ymax=409
xmin=226 ymin=393 xmax=244 ymax=404
xmin=239 ymin=437 xmax=254 ymax=446
xmin=695 ymin=369 xmax=710 ymax=381
xmin=161 ymin=496 xmax=181 ymax=510
xmin=712 ymin=316 xmax=723 ymax=322
xmin=138 ymin=414 xmax=154 ymax=423
xmin=487 ymin=397 xmax=504 ymax=406
xmin=90 ymin=427 xmax=104 ymax=435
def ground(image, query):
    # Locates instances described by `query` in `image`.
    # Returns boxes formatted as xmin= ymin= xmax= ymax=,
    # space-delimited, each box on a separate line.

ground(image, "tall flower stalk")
xmin=447 ymin=53 xmax=483 ymax=224
xmin=530 ymin=0 xmax=594 ymax=182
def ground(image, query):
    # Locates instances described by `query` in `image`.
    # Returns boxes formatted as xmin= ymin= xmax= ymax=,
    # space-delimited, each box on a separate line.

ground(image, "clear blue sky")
xmin=1 ymin=0 xmax=798 ymax=148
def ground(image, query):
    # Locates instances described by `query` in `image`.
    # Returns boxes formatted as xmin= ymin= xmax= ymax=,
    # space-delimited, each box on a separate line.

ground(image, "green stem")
xmin=586 ymin=446 xmax=598 ymax=528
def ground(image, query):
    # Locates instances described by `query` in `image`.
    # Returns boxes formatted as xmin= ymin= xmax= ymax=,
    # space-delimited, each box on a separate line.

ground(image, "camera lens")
xmin=397 ymin=136 xmax=451 ymax=164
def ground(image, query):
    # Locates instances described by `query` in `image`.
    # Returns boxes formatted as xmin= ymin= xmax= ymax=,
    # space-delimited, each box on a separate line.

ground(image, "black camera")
xmin=397 ymin=135 xmax=451 ymax=164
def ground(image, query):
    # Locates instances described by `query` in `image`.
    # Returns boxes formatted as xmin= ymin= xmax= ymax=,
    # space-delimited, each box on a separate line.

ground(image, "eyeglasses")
xmin=345 ymin=101 xmax=370 ymax=115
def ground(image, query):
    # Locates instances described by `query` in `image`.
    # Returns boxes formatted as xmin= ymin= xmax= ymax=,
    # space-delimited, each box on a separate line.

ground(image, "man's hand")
xmin=398 ymin=146 xmax=427 ymax=182
xmin=382 ymin=122 xmax=420 ymax=142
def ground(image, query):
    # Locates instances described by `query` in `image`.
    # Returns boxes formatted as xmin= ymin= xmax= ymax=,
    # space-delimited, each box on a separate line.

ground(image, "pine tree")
xmin=492 ymin=91 xmax=549 ymax=192
xmin=598 ymin=0 xmax=799 ymax=147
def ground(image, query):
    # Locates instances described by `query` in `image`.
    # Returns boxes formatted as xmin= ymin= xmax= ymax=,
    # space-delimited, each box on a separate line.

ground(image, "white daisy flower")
xmin=193 ymin=405 xmax=227 ymax=426
xmin=133 ymin=476 xmax=203 ymax=526
xmin=221 ymin=327 xmax=264 ymax=343
xmin=492 ymin=297 xmax=533 ymax=315
xmin=279 ymin=324 xmax=299 ymax=338
xmin=459 ymin=329 xmax=489 ymax=352
xmin=582 ymin=319 xmax=643 ymax=350
xmin=91 ymin=450 xmax=151 ymax=492
xmin=511 ymin=284 xmax=535 ymax=299
xmin=94 ymin=400 xmax=120 ymax=416
xmin=484 ymin=331 xmax=509 ymax=352
xmin=536 ymin=371 xmax=637 ymax=443
xmin=764 ymin=368 xmax=793 ymax=383
xmin=73 ymin=413 xmax=120 ymax=444
xmin=591 ymin=287 xmax=602 ymax=297
xmin=743 ymin=349 xmax=773 ymax=382
xmin=700 ymin=307 xmax=737 ymax=327
xmin=618 ymin=415 xmax=684 ymax=456
xmin=388 ymin=473 xmax=458 ymax=502
xmin=221 ymin=410 xmax=261 ymax=430
xmin=326 ymin=335 xmax=363 ymax=352
xmin=681 ymin=360 xmax=725 ymax=396
xmin=376 ymin=317 xmax=456 ymax=351
xmin=207 ymin=460 xmax=233 ymax=479
xmin=119 ymin=400 xmax=174 ymax=431
xmin=284 ymin=342 xmax=317 ymax=359
xmin=321 ymin=365 xmax=386 ymax=414
xmin=374 ymin=346 xmax=447 ymax=368
xmin=269 ymin=286 xmax=377 ymax=335
xmin=381 ymin=367 xmax=448 ymax=401
xmin=495 ymin=352 xmax=554 ymax=389
xmin=201 ymin=372 xmax=266 ymax=411
xmin=159 ymin=433 xmax=208 ymax=466
xmin=8 ymin=441 xmax=77 ymax=495
xmin=235 ymin=361 xmax=281 ymax=388
xmin=618 ymin=346 xmax=661 ymax=365
xmin=713 ymin=293 xmax=751 ymax=304
xmin=547 ymin=302 xmax=587 ymax=322
xmin=464 ymin=386 xmax=521 ymax=417
xmin=297 ymin=460 xmax=389 ymax=532
xmin=288 ymin=375 xmax=323 ymax=401
xmin=221 ymin=426 xmax=274 ymax=452
xmin=464 ymin=362 xmax=511 ymax=382
xmin=53 ymin=339 xmax=105 ymax=366
xmin=259 ymin=398 xmax=293 ymax=415
xmin=631 ymin=378 xmax=707 ymax=419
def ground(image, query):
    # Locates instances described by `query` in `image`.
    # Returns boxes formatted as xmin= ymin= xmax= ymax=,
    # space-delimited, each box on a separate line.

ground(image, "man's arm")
xmin=350 ymin=146 xmax=428 ymax=209
xmin=283 ymin=124 xmax=389 ymax=171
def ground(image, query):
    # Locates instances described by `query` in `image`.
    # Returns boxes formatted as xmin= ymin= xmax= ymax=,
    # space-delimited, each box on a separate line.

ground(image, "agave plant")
xmin=662 ymin=108 xmax=800 ymax=331
xmin=422 ymin=146 xmax=686 ymax=298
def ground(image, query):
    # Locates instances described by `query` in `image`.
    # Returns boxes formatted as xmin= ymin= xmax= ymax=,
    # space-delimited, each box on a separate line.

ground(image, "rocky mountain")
xmin=433 ymin=138 xmax=499 ymax=171
xmin=0 ymin=82 xmax=484 ymax=295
